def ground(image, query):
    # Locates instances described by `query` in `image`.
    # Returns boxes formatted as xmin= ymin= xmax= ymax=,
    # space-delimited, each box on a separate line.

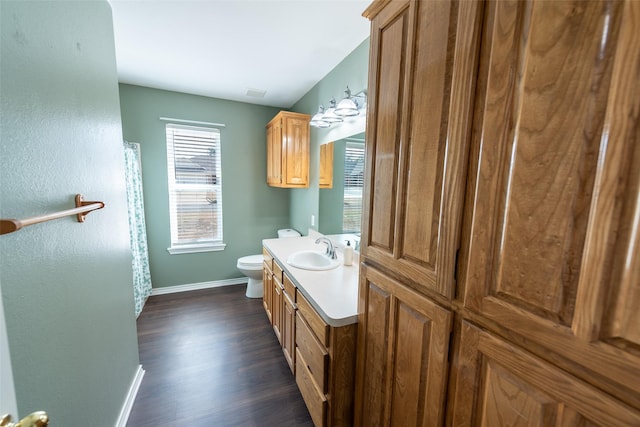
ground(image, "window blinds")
xmin=166 ymin=124 xmax=223 ymax=246
xmin=343 ymin=142 xmax=365 ymax=233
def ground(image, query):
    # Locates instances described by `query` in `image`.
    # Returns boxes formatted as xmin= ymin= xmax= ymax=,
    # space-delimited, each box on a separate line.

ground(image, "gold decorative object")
xmin=0 ymin=412 xmax=49 ymax=427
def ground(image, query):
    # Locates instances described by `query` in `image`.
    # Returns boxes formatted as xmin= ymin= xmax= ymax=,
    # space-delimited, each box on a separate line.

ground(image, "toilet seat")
xmin=237 ymin=254 xmax=263 ymax=270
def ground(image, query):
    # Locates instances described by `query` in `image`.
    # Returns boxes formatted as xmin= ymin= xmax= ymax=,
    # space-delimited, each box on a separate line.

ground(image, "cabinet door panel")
xmin=272 ymin=277 xmax=283 ymax=345
xmin=262 ymin=262 xmax=273 ymax=324
xmin=319 ymin=142 xmax=333 ymax=189
xmin=266 ymin=120 xmax=282 ymax=185
xmin=283 ymin=116 xmax=309 ymax=186
xmin=355 ymin=264 xmax=452 ymax=427
xmin=366 ymin=0 xmax=409 ymax=253
xmin=282 ymin=291 xmax=296 ymax=374
xmin=362 ymin=0 xmax=483 ymax=298
xmin=462 ymin=0 xmax=640 ymax=399
xmin=449 ymin=322 xmax=640 ymax=426
xmin=355 ymin=277 xmax=390 ymax=427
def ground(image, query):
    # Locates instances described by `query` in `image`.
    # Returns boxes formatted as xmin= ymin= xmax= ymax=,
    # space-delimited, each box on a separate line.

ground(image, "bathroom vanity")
xmin=262 ymin=236 xmax=358 ymax=427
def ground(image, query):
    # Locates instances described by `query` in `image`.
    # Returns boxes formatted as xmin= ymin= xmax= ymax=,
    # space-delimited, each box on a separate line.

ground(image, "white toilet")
xmin=237 ymin=228 xmax=301 ymax=298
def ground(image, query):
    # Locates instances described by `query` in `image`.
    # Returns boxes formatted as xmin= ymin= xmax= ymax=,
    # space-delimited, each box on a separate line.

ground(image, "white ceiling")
xmin=109 ymin=0 xmax=371 ymax=108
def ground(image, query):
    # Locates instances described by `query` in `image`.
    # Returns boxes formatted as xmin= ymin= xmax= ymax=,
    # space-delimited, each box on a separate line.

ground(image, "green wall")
xmin=119 ymin=85 xmax=290 ymax=288
xmin=290 ymin=38 xmax=370 ymax=234
xmin=0 ymin=2 xmax=140 ymax=425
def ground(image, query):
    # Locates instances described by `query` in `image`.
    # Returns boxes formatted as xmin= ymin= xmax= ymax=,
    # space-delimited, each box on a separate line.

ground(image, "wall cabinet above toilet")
xmin=266 ymin=111 xmax=310 ymax=188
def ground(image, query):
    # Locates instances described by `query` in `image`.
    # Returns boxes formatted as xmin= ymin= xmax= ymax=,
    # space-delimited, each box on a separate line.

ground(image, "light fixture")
xmin=310 ymin=105 xmax=330 ymax=128
xmin=334 ymin=86 xmax=360 ymax=117
xmin=322 ymin=98 xmax=343 ymax=124
xmin=308 ymin=86 xmax=367 ymax=128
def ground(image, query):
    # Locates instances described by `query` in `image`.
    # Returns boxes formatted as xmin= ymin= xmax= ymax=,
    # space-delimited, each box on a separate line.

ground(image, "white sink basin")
xmin=287 ymin=250 xmax=340 ymax=271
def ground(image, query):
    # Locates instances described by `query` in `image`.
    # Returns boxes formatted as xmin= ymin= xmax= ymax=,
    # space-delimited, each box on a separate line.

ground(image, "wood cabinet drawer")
xmin=296 ymin=347 xmax=327 ymax=427
xmin=297 ymin=291 xmax=329 ymax=346
xmin=296 ymin=312 xmax=329 ymax=393
xmin=262 ymin=247 xmax=273 ymax=270
xmin=283 ymin=273 xmax=296 ymax=302
xmin=273 ymin=260 xmax=284 ymax=283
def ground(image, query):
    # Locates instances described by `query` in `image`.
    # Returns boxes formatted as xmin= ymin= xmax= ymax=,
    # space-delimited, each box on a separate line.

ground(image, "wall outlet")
xmin=311 ymin=214 xmax=315 ymax=227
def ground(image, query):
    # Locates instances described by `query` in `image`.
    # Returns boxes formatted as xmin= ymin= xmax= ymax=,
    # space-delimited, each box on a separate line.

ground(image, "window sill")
xmin=167 ymin=243 xmax=226 ymax=255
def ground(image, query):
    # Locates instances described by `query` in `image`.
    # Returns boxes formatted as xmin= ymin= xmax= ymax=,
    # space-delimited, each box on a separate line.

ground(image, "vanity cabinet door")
xmin=272 ymin=275 xmax=283 ymax=345
xmin=262 ymin=261 xmax=273 ymax=324
xmin=282 ymin=289 xmax=296 ymax=374
xmin=461 ymin=0 xmax=640 ymax=403
xmin=360 ymin=0 xmax=482 ymax=299
xmin=354 ymin=264 xmax=452 ymax=427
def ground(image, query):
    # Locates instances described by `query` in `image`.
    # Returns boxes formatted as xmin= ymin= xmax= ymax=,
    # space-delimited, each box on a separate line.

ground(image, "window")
xmin=342 ymin=142 xmax=365 ymax=233
xmin=166 ymin=123 xmax=225 ymax=254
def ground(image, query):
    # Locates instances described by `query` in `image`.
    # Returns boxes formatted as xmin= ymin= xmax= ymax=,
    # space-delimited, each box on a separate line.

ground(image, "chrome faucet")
xmin=315 ymin=237 xmax=337 ymax=260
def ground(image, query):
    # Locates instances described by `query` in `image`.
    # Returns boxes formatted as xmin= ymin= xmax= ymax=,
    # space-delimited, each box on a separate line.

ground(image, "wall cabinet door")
xmin=461 ymin=0 xmax=640 ymax=403
xmin=354 ymin=264 xmax=452 ymax=426
xmin=282 ymin=114 xmax=310 ymax=187
xmin=448 ymin=321 xmax=640 ymax=426
xmin=319 ymin=142 xmax=333 ymax=189
xmin=361 ymin=0 xmax=482 ymax=299
xmin=266 ymin=119 xmax=282 ymax=186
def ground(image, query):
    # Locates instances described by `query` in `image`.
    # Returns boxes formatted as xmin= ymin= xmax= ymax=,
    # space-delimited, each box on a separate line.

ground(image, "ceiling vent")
xmin=246 ymin=88 xmax=267 ymax=98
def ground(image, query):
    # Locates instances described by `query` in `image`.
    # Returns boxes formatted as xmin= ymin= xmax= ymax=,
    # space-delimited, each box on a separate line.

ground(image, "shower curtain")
xmin=124 ymin=141 xmax=152 ymax=317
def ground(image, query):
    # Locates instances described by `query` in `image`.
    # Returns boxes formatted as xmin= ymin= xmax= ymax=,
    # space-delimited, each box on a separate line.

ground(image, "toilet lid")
xmin=237 ymin=254 xmax=263 ymax=269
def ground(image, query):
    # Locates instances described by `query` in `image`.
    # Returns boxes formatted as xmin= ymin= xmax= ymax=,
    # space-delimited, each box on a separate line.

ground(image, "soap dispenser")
xmin=344 ymin=240 xmax=354 ymax=266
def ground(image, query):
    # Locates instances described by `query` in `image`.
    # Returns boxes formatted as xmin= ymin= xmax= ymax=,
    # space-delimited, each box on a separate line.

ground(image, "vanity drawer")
xmin=273 ymin=260 xmax=284 ymax=283
xmin=262 ymin=247 xmax=273 ymax=270
xmin=296 ymin=348 xmax=327 ymax=427
xmin=283 ymin=273 xmax=297 ymax=301
xmin=296 ymin=312 xmax=329 ymax=393
xmin=297 ymin=291 xmax=329 ymax=346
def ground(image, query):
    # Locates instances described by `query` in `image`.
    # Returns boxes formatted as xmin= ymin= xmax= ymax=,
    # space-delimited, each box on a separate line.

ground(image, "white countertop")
xmin=263 ymin=236 xmax=359 ymax=327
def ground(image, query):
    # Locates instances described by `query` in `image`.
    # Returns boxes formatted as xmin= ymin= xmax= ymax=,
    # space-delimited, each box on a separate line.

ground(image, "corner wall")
xmin=289 ymin=38 xmax=370 ymax=234
xmin=0 ymin=2 xmax=139 ymax=425
xmin=119 ymin=85 xmax=290 ymax=288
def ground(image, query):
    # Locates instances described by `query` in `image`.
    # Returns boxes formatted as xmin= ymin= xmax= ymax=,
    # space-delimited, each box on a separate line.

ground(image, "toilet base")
xmin=245 ymin=277 xmax=263 ymax=298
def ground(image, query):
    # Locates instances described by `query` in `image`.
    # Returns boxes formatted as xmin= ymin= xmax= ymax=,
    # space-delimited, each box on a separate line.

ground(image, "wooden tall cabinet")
xmin=266 ymin=111 xmax=310 ymax=188
xmin=357 ymin=0 xmax=640 ymax=425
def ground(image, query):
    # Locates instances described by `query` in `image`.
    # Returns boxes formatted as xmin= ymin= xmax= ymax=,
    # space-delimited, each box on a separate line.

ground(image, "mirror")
xmin=318 ymin=132 xmax=365 ymax=236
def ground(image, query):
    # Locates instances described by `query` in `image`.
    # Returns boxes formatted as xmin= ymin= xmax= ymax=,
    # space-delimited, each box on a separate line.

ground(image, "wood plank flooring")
xmin=126 ymin=285 xmax=314 ymax=427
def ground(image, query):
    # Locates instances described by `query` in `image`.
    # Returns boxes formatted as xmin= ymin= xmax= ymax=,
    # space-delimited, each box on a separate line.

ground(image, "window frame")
xmin=165 ymin=123 xmax=225 ymax=254
xmin=342 ymin=141 xmax=365 ymax=234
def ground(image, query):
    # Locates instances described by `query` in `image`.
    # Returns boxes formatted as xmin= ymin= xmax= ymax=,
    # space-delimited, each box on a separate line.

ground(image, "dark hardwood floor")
xmin=126 ymin=285 xmax=314 ymax=427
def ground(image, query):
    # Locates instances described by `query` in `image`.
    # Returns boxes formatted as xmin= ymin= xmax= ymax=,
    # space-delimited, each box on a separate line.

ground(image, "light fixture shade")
xmin=334 ymin=86 xmax=359 ymax=117
xmin=323 ymin=98 xmax=344 ymax=123
xmin=310 ymin=105 xmax=330 ymax=128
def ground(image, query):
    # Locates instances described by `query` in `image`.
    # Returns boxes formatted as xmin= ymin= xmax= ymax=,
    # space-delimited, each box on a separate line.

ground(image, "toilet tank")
xmin=278 ymin=228 xmax=301 ymax=238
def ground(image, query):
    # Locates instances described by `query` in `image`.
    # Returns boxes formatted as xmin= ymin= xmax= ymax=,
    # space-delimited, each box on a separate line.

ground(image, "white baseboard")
xmin=115 ymin=364 xmax=145 ymax=427
xmin=151 ymin=277 xmax=248 ymax=296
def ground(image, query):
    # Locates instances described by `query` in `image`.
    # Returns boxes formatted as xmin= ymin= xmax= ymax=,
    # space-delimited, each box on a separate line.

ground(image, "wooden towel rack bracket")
xmin=0 ymin=194 xmax=105 ymax=236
